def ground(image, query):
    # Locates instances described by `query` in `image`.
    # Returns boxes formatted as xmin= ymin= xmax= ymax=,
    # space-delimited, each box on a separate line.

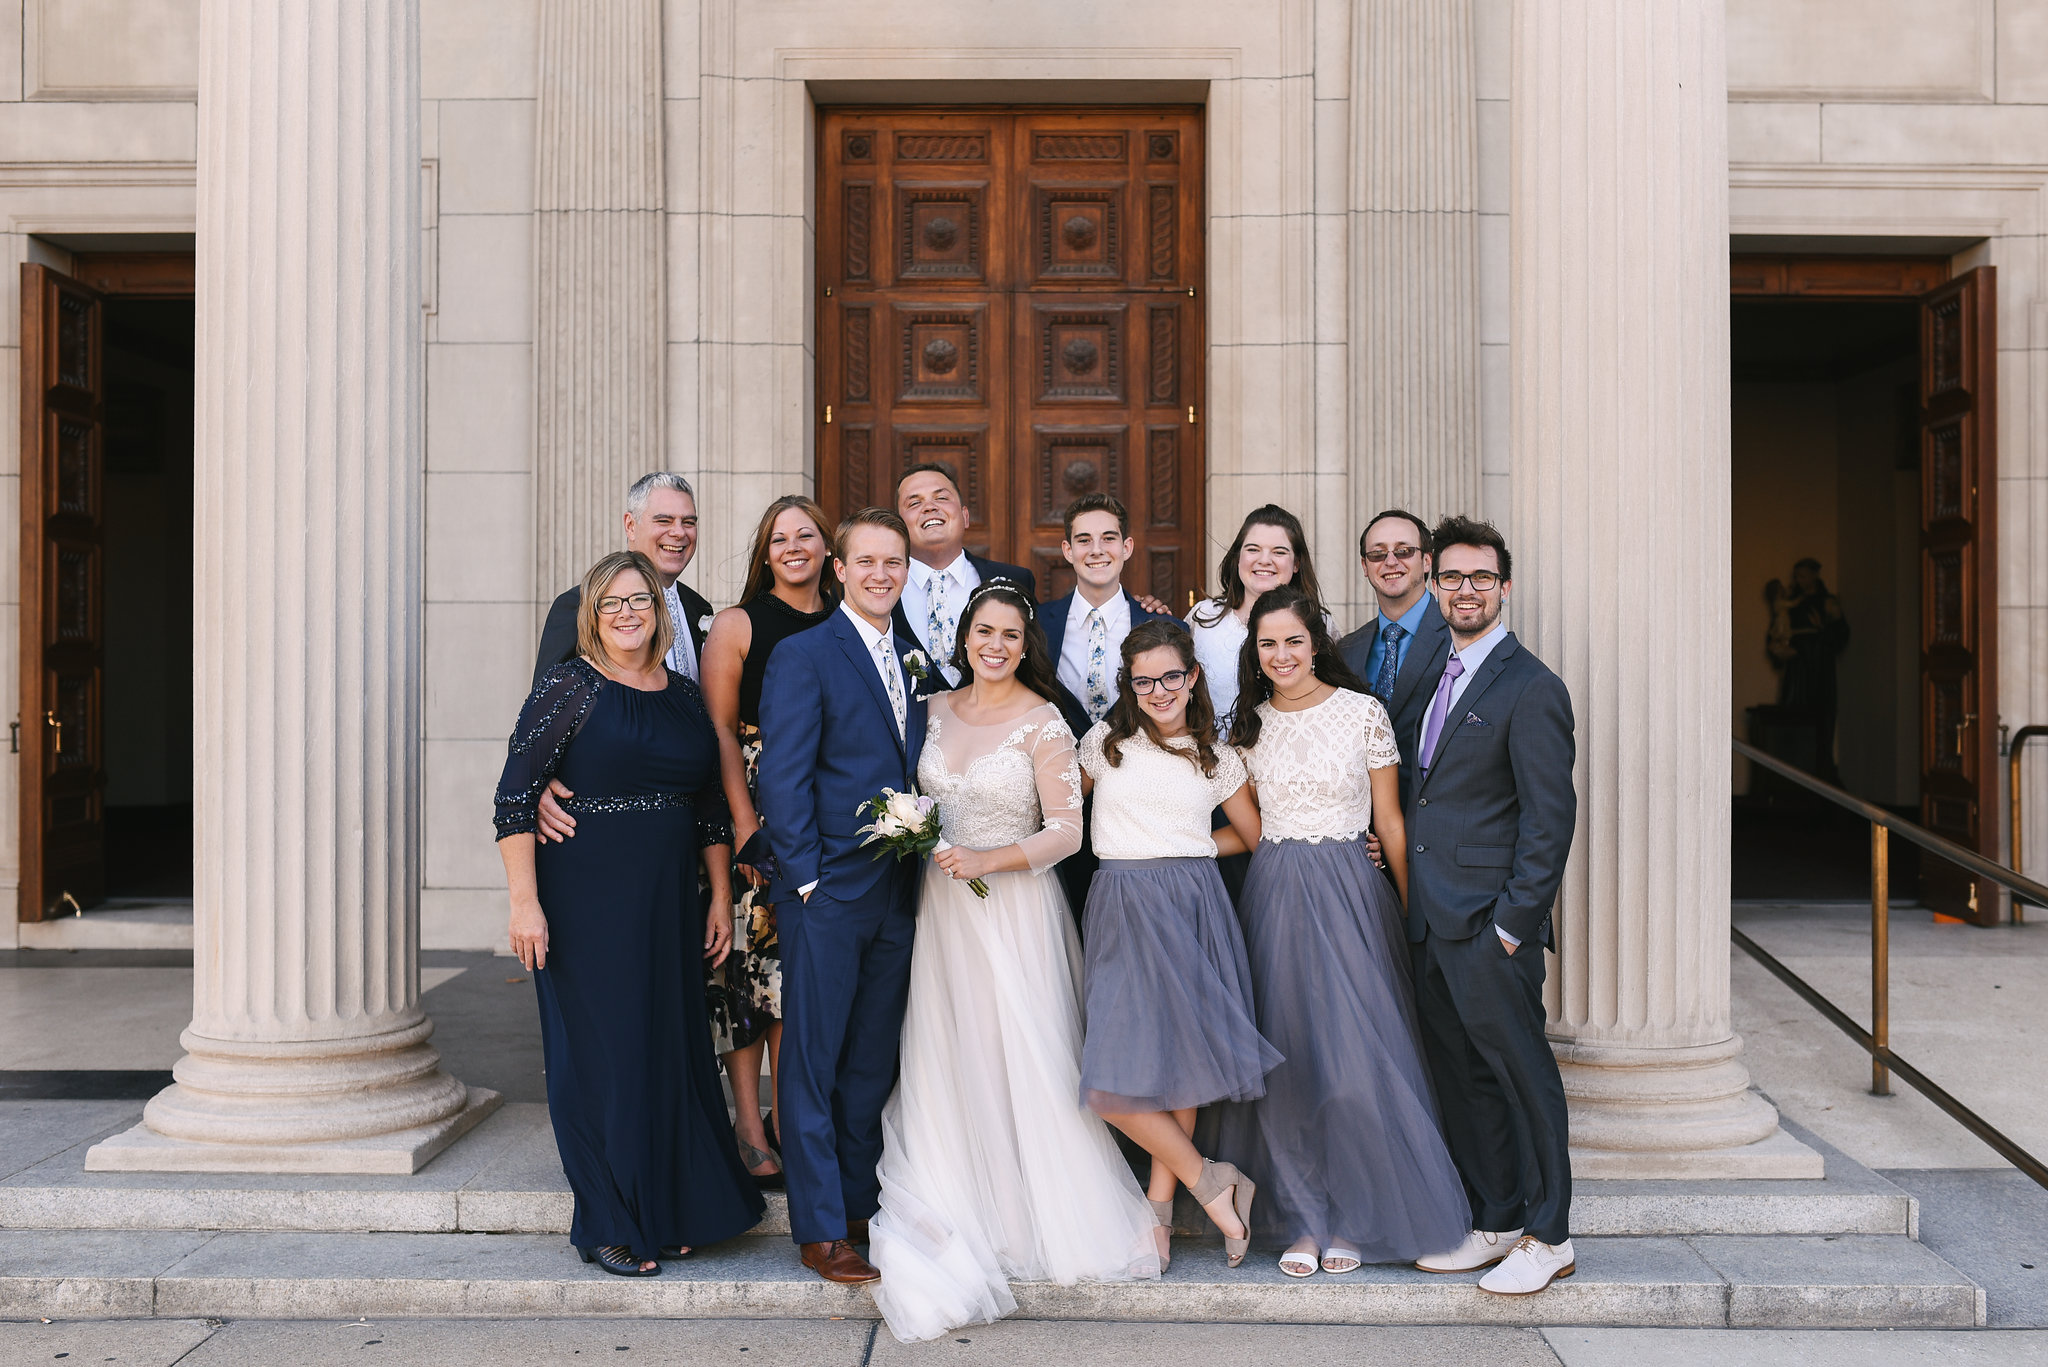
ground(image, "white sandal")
xmin=1278 ymin=1240 xmax=1319 ymax=1279
xmin=1321 ymin=1243 xmax=1363 ymax=1275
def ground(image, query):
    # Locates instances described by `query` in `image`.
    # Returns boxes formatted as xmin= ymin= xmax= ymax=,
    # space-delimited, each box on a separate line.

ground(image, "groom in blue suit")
xmin=757 ymin=507 xmax=928 ymax=1285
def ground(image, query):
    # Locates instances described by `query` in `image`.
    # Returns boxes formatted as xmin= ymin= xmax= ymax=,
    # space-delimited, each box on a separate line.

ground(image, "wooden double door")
xmin=817 ymin=108 xmax=1205 ymax=604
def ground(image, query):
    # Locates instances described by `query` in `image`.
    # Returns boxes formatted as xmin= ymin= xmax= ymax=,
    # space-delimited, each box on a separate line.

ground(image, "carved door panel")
xmin=18 ymin=264 xmax=108 ymax=920
xmin=818 ymin=108 xmax=1203 ymax=605
xmin=1916 ymin=267 xmax=1998 ymax=924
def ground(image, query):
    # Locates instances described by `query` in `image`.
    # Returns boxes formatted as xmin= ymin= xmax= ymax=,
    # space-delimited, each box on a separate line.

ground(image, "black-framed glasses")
xmin=1129 ymin=669 xmax=1191 ymax=695
xmin=1433 ymin=570 xmax=1501 ymax=592
xmin=1363 ymin=544 xmax=1422 ymax=564
xmin=596 ymin=592 xmax=658 ymax=615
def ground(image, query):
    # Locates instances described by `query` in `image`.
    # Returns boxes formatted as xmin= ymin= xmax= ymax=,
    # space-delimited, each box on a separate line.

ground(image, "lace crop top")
xmin=1240 ymin=688 xmax=1401 ymax=842
xmin=914 ymin=697 xmax=1084 ymax=873
xmin=1078 ymin=721 xmax=1249 ymax=860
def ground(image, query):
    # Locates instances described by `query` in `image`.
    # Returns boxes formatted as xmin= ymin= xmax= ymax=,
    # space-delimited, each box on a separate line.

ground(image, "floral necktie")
xmin=925 ymin=570 xmax=958 ymax=684
xmin=876 ymin=635 xmax=906 ymax=740
xmin=1084 ymin=606 xmax=1112 ymax=723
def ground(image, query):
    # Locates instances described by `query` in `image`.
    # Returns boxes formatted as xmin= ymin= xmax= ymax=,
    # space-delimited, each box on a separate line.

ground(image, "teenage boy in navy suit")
xmin=1037 ymin=494 xmax=1161 ymax=914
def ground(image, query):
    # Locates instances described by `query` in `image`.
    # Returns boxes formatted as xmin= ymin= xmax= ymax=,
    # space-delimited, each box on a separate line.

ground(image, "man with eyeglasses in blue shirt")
xmin=1338 ymin=508 xmax=1451 ymax=810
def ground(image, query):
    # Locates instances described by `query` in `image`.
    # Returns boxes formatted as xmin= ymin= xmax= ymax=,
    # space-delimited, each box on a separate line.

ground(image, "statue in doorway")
xmin=1765 ymin=558 xmax=1849 ymax=782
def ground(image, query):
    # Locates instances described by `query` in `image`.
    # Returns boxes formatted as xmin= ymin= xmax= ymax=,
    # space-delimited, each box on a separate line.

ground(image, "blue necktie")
xmin=1374 ymin=621 xmax=1406 ymax=702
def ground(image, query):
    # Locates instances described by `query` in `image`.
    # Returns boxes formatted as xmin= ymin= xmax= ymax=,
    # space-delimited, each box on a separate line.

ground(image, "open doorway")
xmin=18 ymin=252 xmax=194 ymax=921
xmin=1729 ymin=254 xmax=2000 ymax=922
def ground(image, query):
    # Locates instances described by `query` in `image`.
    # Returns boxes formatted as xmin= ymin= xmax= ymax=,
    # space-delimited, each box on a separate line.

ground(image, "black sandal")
xmin=659 ymin=1245 xmax=692 ymax=1260
xmin=578 ymin=1244 xmax=659 ymax=1277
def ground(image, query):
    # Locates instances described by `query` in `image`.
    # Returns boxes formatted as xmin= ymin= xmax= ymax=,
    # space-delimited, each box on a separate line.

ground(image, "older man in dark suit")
xmin=1405 ymin=516 xmax=1579 ymax=1297
xmin=1337 ymin=508 xmax=1449 ymax=809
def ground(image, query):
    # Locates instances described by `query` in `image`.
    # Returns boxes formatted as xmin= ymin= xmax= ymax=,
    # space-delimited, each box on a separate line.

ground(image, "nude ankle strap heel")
xmin=1190 ymin=1159 xmax=1255 ymax=1268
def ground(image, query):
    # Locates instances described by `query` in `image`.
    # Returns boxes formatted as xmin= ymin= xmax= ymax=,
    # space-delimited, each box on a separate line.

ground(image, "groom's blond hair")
xmin=832 ymin=507 xmax=909 ymax=563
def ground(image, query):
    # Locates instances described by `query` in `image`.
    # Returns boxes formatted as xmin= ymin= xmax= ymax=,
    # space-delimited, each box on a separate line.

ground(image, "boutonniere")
xmin=902 ymin=649 xmax=931 ymax=682
xmin=697 ymin=614 xmax=715 ymax=635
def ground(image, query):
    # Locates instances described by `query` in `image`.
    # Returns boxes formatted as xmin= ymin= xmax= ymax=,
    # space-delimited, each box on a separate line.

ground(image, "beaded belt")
xmin=557 ymin=793 xmax=696 ymax=815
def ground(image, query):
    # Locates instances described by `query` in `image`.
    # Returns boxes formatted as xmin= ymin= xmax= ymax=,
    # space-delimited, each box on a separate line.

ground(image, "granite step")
xmin=0 ymin=1229 xmax=1983 ymax=1329
xmin=0 ymin=1104 xmax=1919 ymax=1239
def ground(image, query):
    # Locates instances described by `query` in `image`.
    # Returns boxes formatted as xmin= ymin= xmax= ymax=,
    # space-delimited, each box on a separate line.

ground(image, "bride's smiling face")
xmin=964 ymin=601 xmax=1027 ymax=685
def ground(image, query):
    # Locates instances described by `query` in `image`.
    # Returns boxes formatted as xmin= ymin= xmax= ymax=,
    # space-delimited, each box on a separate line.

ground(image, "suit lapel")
xmin=1391 ymin=609 xmax=1450 ymax=718
xmin=833 ymin=612 xmax=908 ymax=758
xmin=1041 ymin=593 xmax=1072 ymax=657
xmin=1418 ymin=631 xmax=1518 ymax=790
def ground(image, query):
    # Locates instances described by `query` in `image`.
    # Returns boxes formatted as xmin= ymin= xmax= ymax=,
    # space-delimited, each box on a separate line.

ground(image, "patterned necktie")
xmin=875 ymin=635 xmax=906 ymax=740
xmin=1084 ymin=606 xmax=1112 ymax=723
xmin=664 ymin=582 xmax=698 ymax=681
xmin=925 ymin=570 xmax=957 ymax=682
xmin=1373 ymin=620 xmax=1406 ymax=702
xmin=1419 ymin=654 xmax=1466 ymax=773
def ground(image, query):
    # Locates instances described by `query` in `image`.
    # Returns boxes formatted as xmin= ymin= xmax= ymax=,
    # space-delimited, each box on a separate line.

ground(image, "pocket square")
xmin=1463 ymin=712 xmax=1489 ymax=727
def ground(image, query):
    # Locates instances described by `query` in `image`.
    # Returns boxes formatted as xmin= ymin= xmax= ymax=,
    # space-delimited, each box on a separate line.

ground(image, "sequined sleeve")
xmin=493 ymin=660 xmax=604 ymax=839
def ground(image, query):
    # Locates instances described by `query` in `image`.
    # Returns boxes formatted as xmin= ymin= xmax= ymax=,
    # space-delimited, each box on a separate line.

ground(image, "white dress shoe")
xmin=1478 ymin=1236 xmax=1575 ymax=1295
xmin=1414 ymin=1227 xmax=1523 ymax=1273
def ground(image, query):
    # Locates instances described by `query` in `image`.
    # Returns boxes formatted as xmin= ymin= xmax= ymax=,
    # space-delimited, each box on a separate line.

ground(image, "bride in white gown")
xmin=869 ymin=583 xmax=1161 ymax=1343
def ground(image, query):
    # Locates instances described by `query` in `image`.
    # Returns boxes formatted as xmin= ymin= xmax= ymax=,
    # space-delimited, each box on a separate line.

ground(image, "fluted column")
xmin=1509 ymin=0 xmax=1817 ymax=1177
xmin=86 ymin=0 xmax=497 ymax=1174
xmin=533 ymin=0 xmax=666 ymax=595
xmin=1351 ymin=0 xmax=1480 ymax=529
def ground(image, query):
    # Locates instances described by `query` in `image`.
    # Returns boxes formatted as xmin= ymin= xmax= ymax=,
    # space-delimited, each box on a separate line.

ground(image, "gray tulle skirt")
xmin=1078 ymin=857 xmax=1282 ymax=1114
xmin=1207 ymin=836 xmax=1469 ymax=1258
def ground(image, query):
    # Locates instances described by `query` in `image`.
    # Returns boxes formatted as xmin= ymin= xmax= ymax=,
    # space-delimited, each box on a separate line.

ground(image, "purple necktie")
xmin=1420 ymin=654 xmax=1466 ymax=773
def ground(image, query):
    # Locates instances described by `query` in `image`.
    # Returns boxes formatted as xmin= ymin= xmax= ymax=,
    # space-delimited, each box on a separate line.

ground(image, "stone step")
xmin=0 ymin=1230 xmax=1983 ymax=1329
xmin=0 ymin=1104 xmax=1918 ymax=1239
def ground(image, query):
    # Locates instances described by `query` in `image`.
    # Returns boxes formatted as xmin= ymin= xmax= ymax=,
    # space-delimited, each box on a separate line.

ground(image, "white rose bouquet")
xmin=855 ymin=787 xmax=987 ymax=898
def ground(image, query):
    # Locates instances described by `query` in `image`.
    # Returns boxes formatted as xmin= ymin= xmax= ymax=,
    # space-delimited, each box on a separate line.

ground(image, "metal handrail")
xmin=2011 ymin=725 xmax=2048 ymax=922
xmin=1731 ymin=736 xmax=2048 ymax=1190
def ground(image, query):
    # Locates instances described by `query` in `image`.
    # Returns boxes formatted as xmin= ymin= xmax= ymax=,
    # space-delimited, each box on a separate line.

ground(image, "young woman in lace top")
xmin=1212 ymin=585 xmax=1467 ymax=1277
xmin=869 ymin=583 xmax=1162 ymax=1342
xmin=1074 ymin=618 xmax=1280 ymax=1271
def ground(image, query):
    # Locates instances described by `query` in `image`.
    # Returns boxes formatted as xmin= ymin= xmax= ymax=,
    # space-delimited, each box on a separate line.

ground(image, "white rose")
xmin=698 ymin=614 xmax=715 ymax=634
xmin=885 ymin=792 xmax=926 ymax=827
xmin=874 ymin=811 xmax=909 ymax=838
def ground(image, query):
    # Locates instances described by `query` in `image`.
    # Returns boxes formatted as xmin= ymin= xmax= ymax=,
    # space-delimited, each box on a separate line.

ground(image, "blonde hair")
xmin=576 ymin=551 xmax=674 ymax=671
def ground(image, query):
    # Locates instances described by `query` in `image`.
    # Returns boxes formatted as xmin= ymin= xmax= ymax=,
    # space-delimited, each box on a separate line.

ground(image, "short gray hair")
xmin=625 ymin=471 xmax=695 ymax=518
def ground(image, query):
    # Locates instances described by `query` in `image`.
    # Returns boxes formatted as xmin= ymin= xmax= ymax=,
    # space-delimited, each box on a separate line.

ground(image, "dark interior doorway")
xmin=1730 ymin=270 xmax=1928 ymax=901
xmin=99 ymin=297 xmax=193 ymax=898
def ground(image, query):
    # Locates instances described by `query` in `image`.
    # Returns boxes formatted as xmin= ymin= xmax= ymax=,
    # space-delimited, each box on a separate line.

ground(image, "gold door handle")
xmin=825 ymin=405 xmax=833 ymax=425
xmin=1957 ymin=711 xmax=1976 ymax=757
xmin=45 ymin=710 xmax=61 ymax=755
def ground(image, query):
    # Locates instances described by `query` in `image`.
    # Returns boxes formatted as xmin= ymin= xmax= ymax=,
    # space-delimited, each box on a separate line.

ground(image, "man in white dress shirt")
xmin=891 ymin=463 xmax=1037 ymax=687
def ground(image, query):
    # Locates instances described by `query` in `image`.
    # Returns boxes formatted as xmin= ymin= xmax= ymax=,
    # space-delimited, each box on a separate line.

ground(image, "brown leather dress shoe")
xmin=800 ymin=1239 xmax=880 ymax=1284
xmin=846 ymin=1217 xmax=871 ymax=1245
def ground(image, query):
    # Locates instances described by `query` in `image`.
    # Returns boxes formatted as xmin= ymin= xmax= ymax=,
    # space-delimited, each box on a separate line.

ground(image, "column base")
xmin=85 ymin=1087 xmax=502 ymax=1175
xmin=1556 ymin=1033 xmax=1824 ymax=1179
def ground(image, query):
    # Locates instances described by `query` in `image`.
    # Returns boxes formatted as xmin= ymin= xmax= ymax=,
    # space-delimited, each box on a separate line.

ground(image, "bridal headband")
xmin=965 ymin=579 xmax=1035 ymax=621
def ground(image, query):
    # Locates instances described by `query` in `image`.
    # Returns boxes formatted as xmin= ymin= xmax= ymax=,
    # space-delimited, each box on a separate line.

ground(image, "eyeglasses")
xmin=1433 ymin=570 xmax=1501 ymax=592
xmin=1129 ymin=670 xmax=1191 ymax=695
xmin=596 ymin=592 xmax=657 ymax=615
xmin=1363 ymin=544 xmax=1422 ymax=564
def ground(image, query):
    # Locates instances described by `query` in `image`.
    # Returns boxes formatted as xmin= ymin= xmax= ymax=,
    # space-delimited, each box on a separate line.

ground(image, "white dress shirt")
xmin=1057 ymin=589 xmax=1133 ymax=718
xmin=1419 ymin=618 xmax=1514 ymax=943
xmin=902 ymin=552 xmax=981 ymax=683
xmin=799 ymin=601 xmax=908 ymax=901
xmin=662 ymin=580 xmax=700 ymax=681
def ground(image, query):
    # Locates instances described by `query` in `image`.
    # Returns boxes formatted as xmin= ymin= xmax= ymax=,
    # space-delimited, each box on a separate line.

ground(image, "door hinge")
xmin=45 ymin=709 xmax=61 ymax=755
xmin=824 ymin=284 xmax=834 ymax=297
xmin=1958 ymin=711 xmax=1976 ymax=757
xmin=825 ymin=404 xmax=833 ymax=425
xmin=1187 ymin=286 xmax=1196 ymax=298
xmin=1187 ymin=405 xmax=1197 ymax=425
xmin=7 ymin=717 xmax=16 ymax=754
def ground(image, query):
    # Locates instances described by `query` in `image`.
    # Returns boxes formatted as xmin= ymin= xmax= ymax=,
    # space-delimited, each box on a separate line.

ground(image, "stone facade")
xmin=0 ymin=0 xmax=2045 ymax=1165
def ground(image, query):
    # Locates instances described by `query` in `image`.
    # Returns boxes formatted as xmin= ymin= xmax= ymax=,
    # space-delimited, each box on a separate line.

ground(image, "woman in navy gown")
xmin=495 ymin=550 xmax=766 ymax=1276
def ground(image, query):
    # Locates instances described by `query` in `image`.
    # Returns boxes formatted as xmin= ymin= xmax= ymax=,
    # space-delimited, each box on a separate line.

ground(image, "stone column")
xmin=532 ymin=0 xmax=666 ymax=596
xmin=1508 ymin=0 xmax=1817 ymax=1177
xmin=1350 ymin=0 xmax=1481 ymax=528
xmin=87 ymin=0 xmax=497 ymax=1174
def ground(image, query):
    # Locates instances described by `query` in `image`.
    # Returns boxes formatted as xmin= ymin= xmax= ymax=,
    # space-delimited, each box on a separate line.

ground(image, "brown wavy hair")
xmin=946 ymin=582 xmax=1063 ymax=706
xmin=1191 ymin=504 xmax=1326 ymax=626
xmin=740 ymin=494 xmax=839 ymax=606
xmin=1100 ymin=618 xmax=1222 ymax=776
xmin=1226 ymin=585 xmax=1369 ymax=750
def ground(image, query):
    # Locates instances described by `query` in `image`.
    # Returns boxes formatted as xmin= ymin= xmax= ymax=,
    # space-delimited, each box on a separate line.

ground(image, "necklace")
xmin=1272 ymin=676 xmax=1323 ymax=704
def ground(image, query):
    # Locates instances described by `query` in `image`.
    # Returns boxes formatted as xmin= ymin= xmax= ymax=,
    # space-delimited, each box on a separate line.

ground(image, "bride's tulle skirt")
xmin=869 ymin=862 xmax=1161 ymax=1344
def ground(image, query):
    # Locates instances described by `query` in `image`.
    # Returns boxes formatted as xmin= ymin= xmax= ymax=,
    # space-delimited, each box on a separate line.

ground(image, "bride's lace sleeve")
xmin=1019 ymin=713 xmax=1086 ymax=873
xmin=1363 ymin=692 xmax=1401 ymax=770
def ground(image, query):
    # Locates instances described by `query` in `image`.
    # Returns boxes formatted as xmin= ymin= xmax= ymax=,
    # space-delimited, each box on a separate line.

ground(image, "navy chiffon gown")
xmin=495 ymin=657 xmax=765 ymax=1261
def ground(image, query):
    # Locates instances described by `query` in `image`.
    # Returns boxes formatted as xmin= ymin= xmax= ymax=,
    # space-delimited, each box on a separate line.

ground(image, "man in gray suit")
xmin=1405 ymin=516 xmax=1578 ymax=1297
xmin=1337 ymin=508 xmax=1451 ymax=809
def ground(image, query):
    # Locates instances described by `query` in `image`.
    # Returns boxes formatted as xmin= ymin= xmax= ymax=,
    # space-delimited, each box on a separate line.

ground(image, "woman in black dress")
xmin=699 ymin=495 xmax=836 ymax=1184
xmin=496 ymin=550 xmax=765 ymax=1277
